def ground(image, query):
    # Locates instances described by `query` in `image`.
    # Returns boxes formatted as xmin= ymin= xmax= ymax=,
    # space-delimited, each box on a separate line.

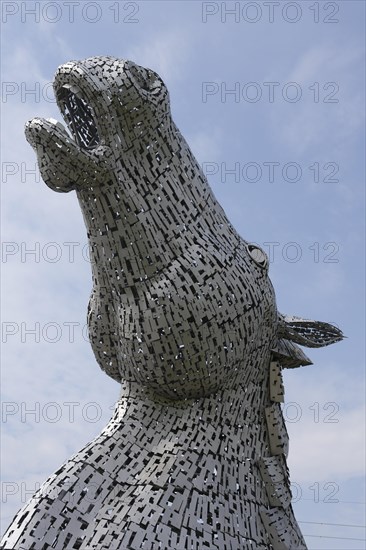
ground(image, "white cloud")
xmin=125 ymin=27 xmax=194 ymax=83
xmin=185 ymin=127 xmax=223 ymax=162
xmin=284 ymin=366 xmax=365 ymax=484
xmin=2 ymin=45 xmax=48 ymax=84
xmin=270 ymin=43 xmax=365 ymax=156
xmin=286 ymin=45 xmax=361 ymax=84
xmin=288 ymin=405 xmax=365 ymax=482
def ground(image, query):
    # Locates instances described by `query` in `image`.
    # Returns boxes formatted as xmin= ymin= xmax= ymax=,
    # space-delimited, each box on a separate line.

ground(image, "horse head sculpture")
xmin=2 ymin=57 xmax=343 ymax=550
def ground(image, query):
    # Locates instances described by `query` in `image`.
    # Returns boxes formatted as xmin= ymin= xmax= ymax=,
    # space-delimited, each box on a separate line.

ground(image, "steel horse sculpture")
xmin=1 ymin=57 xmax=343 ymax=550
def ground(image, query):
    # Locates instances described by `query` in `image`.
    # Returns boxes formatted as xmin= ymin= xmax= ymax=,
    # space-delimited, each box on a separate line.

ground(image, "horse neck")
xmin=102 ymin=348 xmax=275 ymax=479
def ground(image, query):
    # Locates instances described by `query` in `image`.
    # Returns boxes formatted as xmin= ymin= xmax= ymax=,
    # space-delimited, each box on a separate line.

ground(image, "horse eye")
xmin=247 ymin=244 xmax=268 ymax=270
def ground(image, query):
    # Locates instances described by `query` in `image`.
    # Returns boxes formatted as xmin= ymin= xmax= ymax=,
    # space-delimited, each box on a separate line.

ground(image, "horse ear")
xmin=278 ymin=314 xmax=344 ymax=348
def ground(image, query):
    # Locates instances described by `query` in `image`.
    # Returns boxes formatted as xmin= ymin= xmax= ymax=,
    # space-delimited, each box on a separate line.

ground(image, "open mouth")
xmin=57 ymin=85 xmax=100 ymax=149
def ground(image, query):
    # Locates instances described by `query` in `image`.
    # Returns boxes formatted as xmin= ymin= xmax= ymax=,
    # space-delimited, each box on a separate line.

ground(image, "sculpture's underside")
xmin=1 ymin=57 xmax=343 ymax=550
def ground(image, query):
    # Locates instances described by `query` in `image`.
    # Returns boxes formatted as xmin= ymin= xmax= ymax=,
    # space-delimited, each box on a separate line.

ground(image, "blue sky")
xmin=1 ymin=1 xmax=365 ymax=548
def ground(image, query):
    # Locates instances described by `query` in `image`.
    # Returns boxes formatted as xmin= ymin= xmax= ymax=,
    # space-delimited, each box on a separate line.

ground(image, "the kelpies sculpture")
xmin=1 ymin=57 xmax=343 ymax=550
